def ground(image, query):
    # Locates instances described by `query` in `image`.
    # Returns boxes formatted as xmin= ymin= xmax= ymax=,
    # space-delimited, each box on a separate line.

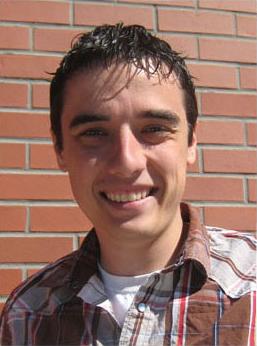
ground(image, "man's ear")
xmin=51 ymin=131 xmax=67 ymax=172
xmin=187 ymin=129 xmax=197 ymax=165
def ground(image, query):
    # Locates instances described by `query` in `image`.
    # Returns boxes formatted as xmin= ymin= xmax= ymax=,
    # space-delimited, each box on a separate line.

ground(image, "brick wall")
xmin=0 ymin=0 xmax=256 ymax=310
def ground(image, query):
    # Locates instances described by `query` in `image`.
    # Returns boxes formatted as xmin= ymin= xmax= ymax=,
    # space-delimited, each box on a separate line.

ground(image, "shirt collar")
xmin=68 ymin=203 xmax=210 ymax=294
xmin=180 ymin=203 xmax=210 ymax=278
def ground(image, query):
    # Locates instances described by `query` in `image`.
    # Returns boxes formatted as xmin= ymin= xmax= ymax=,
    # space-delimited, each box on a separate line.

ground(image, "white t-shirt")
xmin=98 ymin=264 xmax=156 ymax=326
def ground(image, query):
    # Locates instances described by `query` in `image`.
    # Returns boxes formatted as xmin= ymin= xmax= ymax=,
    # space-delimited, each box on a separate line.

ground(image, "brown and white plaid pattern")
xmin=0 ymin=204 xmax=256 ymax=346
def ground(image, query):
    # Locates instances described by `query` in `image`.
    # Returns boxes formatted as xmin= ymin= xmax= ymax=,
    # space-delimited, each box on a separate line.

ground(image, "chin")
xmin=107 ymin=217 xmax=160 ymax=240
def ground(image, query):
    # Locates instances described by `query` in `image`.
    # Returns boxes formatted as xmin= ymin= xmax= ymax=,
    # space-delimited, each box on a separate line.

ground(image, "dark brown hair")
xmin=50 ymin=23 xmax=198 ymax=150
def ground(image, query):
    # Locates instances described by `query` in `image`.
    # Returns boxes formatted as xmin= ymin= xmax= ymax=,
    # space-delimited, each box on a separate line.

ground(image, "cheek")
xmin=154 ymin=147 xmax=189 ymax=202
xmin=154 ymin=144 xmax=188 ymax=173
xmin=63 ymin=140 xmax=99 ymax=168
xmin=64 ymin=152 xmax=98 ymax=193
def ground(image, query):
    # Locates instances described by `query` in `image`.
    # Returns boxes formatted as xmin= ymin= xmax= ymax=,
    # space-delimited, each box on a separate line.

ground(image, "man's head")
xmin=50 ymin=23 xmax=198 ymax=152
xmin=50 ymin=23 xmax=197 ymax=245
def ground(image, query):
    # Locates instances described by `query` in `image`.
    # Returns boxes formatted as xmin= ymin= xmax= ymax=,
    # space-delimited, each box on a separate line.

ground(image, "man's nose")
xmin=108 ymin=127 xmax=146 ymax=178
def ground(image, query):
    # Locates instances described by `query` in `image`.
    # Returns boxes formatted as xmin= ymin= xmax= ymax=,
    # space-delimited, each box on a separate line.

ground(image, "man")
xmin=0 ymin=23 xmax=256 ymax=346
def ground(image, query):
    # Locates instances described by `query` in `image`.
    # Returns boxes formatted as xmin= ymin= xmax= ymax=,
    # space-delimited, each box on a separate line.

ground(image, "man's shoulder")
xmin=1 ymin=249 xmax=79 ymax=317
xmin=206 ymin=226 xmax=256 ymax=298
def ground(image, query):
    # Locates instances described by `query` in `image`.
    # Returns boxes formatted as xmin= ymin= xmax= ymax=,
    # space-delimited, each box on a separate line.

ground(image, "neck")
xmin=96 ymin=210 xmax=185 ymax=276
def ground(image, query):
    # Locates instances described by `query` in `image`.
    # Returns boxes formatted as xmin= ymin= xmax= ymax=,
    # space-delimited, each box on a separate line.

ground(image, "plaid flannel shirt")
xmin=0 ymin=204 xmax=256 ymax=346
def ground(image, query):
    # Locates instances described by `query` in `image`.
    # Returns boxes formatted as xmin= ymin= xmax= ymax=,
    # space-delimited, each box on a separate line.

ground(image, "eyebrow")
xmin=69 ymin=113 xmax=110 ymax=129
xmin=69 ymin=109 xmax=180 ymax=129
xmin=142 ymin=110 xmax=180 ymax=126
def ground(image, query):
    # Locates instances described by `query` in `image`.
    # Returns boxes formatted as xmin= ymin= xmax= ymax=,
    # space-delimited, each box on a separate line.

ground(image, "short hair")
xmin=50 ymin=23 xmax=198 ymax=150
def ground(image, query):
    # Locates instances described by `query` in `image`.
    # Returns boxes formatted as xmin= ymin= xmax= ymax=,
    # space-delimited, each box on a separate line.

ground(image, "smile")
xmin=102 ymin=189 xmax=155 ymax=203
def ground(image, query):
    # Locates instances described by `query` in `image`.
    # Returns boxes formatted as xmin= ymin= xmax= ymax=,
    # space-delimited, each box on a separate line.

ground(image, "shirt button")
xmin=137 ymin=303 xmax=146 ymax=313
xmin=71 ymin=281 xmax=80 ymax=289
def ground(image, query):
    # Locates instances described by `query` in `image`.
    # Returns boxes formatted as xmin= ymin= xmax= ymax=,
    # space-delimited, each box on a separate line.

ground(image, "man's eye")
xmin=79 ymin=128 xmax=107 ymax=137
xmin=141 ymin=125 xmax=177 ymax=144
xmin=143 ymin=125 xmax=171 ymax=133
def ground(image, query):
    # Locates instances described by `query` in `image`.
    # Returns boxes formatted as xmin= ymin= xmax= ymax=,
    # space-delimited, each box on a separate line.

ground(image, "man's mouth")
xmin=101 ymin=188 xmax=157 ymax=203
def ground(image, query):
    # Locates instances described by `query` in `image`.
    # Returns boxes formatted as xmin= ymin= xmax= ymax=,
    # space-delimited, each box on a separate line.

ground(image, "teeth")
xmin=105 ymin=191 xmax=150 ymax=203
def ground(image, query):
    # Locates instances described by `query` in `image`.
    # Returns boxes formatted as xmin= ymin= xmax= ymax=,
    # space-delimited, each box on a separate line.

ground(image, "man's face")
xmin=55 ymin=65 xmax=196 ymax=242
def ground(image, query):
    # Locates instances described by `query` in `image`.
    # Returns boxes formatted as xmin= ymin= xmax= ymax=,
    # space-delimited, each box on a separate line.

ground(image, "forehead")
xmin=62 ymin=64 xmax=186 ymax=120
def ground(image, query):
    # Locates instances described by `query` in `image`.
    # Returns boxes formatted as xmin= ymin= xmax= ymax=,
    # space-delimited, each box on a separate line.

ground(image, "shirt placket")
xmin=118 ymin=273 xmax=161 ymax=346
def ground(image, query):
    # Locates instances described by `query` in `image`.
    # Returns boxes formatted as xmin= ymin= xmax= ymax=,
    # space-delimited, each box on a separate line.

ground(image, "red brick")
xmin=118 ymin=0 xmax=194 ymax=6
xmin=0 ymin=54 xmax=60 ymax=79
xmin=240 ymin=67 xmax=257 ymax=90
xmin=189 ymin=64 xmax=237 ymax=89
xmin=0 ymin=26 xmax=29 ymax=49
xmin=30 ymin=206 xmax=92 ymax=232
xmin=203 ymin=149 xmax=257 ymax=174
xmin=197 ymin=120 xmax=244 ymax=145
xmin=237 ymin=15 xmax=257 ymax=37
xmin=32 ymin=83 xmax=50 ymax=109
xmin=199 ymin=38 xmax=256 ymax=64
xmin=0 ymin=174 xmax=73 ymax=200
xmin=79 ymin=236 xmax=86 ymax=246
xmin=0 ymin=237 xmax=73 ymax=263
xmin=74 ymin=3 xmax=153 ymax=29
xmin=0 ymin=269 xmax=22 ymax=295
xmin=199 ymin=0 xmax=257 ymax=14
xmin=0 ymin=83 xmax=28 ymax=108
xmin=204 ymin=207 xmax=256 ymax=232
xmin=248 ymin=179 xmax=256 ymax=202
xmin=159 ymin=34 xmax=198 ymax=59
xmin=0 ymin=0 xmax=70 ymax=24
xmin=247 ymin=122 xmax=257 ymax=146
xmin=34 ymin=28 xmax=82 ymax=53
xmin=0 ymin=143 xmax=25 ymax=168
xmin=0 ymin=112 xmax=50 ymax=139
xmin=30 ymin=144 xmax=58 ymax=170
xmin=0 ymin=206 xmax=26 ymax=231
xmin=27 ymin=268 xmax=43 ymax=277
xmin=158 ymin=9 xmax=234 ymax=34
xmin=201 ymin=93 xmax=257 ymax=118
xmin=184 ymin=177 xmax=244 ymax=202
